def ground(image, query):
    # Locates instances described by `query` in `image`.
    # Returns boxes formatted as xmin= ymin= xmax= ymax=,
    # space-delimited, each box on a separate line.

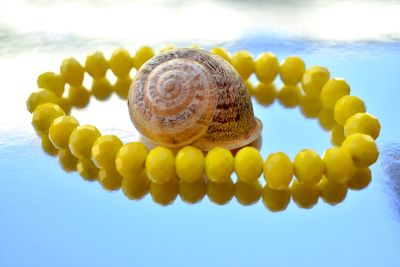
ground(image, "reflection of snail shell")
xmin=128 ymin=48 xmax=262 ymax=151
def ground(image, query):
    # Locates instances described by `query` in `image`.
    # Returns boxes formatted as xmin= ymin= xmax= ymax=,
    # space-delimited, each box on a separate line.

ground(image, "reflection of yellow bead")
xmin=115 ymin=142 xmax=149 ymax=179
xmin=347 ymin=167 xmax=371 ymax=190
xmin=134 ymin=46 xmax=155 ymax=69
xmin=342 ymin=133 xmax=379 ymax=168
xmin=263 ymin=152 xmax=293 ymax=189
xmin=334 ymin=95 xmax=366 ymax=126
xmin=207 ymin=178 xmax=234 ymax=205
xmin=49 ymin=115 xmax=79 ymax=149
xmin=77 ymin=158 xmax=99 ymax=181
xmin=290 ymin=180 xmax=319 ymax=209
xmin=57 ymin=148 xmax=78 ymax=172
xmin=68 ymin=86 xmax=90 ymax=108
xmin=122 ymin=170 xmax=149 ymax=200
xmin=235 ymin=180 xmax=262 ymax=206
xmin=234 ymin=146 xmax=263 ymax=182
xmin=230 ymin=50 xmax=254 ymax=80
xmin=322 ymin=147 xmax=353 ymax=183
xmin=318 ymin=107 xmax=335 ymax=130
xmin=330 ymin=123 xmax=345 ymax=146
xmin=179 ymin=178 xmax=207 ymax=204
xmin=68 ymin=125 xmax=101 ymax=159
xmin=91 ymin=135 xmax=123 ymax=169
xmin=318 ymin=176 xmax=348 ymax=206
xmin=85 ymin=51 xmax=108 ymax=78
xmin=320 ymin=78 xmax=350 ymax=108
xmin=301 ymin=66 xmax=330 ymax=96
xmin=175 ymin=146 xmax=204 ymax=182
xmin=109 ymin=48 xmax=133 ymax=78
xmin=60 ymin=57 xmax=85 ymax=86
xmin=27 ymin=89 xmax=58 ymax=113
xmin=279 ymin=56 xmax=305 ymax=85
xmin=150 ymin=177 xmax=179 ymax=206
xmin=299 ymin=95 xmax=322 ymax=118
xmin=114 ymin=76 xmax=132 ymax=99
xmin=32 ymin=103 xmax=65 ymax=135
xmin=210 ymin=47 xmax=231 ymax=62
xmin=344 ymin=113 xmax=380 ymax=140
xmin=41 ymin=134 xmax=58 ymax=156
xmin=146 ymin=146 xmax=175 ymax=184
xmin=37 ymin=72 xmax=65 ymax=96
xmin=255 ymin=52 xmax=279 ymax=83
xmin=254 ymin=82 xmax=276 ymax=106
xmin=91 ymin=77 xmax=112 ymax=100
xmin=262 ymin=185 xmax=291 ymax=212
xmin=294 ymin=149 xmax=324 ymax=184
xmin=205 ymin=147 xmax=234 ymax=183
xmin=99 ymin=167 xmax=123 ymax=191
xmin=277 ymin=85 xmax=301 ymax=108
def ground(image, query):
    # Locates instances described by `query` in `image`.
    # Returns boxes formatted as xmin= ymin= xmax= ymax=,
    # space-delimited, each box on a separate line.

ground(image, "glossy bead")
xmin=207 ymin=178 xmax=234 ymax=205
xmin=113 ymin=75 xmax=132 ymax=99
xmin=318 ymin=107 xmax=335 ymax=130
xmin=85 ymin=51 xmax=108 ymax=78
xmin=175 ymin=146 xmax=205 ymax=183
xmin=277 ymin=85 xmax=301 ymax=108
xmin=179 ymin=178 xmax=207 ymax=204
xmin=109 ymin=48 xmax=133 ymax=78
xmin=115 ymin=142 xmax=149 ymax=179
xmin=40 ymin=134 xmax=58 ymax=156
xmin=32 ymin=103 xmax=65 ymax=135
xmin=344 ymin=113 xmax=381 ymax=140
xmin=330 ymin=123 xmax=345 ymax=146
xmin=205 ymin=147 xmax=234 ymax=184
xmin=318 ymin=176 xmax=348 ymax=206
xmin=134 ymin=46 xmax=155 ymax=69
xmin=57 ymin=148 xmax=78 ymax=172
xmin=254 ymin=82 xmax=276 ymax=106
xmin=347 ymin=167 xmax=371 ymax=190
xmin=322 ymin=147 xmax=353 ymax=183
xmin=60 ymin=57 xmax=85 ymax=86
xmin=299 ymin=95 xmax=322 ymax=118
xmin=121 ymin=170 xmax=149 ymax=200
xmin=301 ymin=66 xmax=330 ymax=96
xmin=234 ymin=146 xmax=263 ymax=182
xmin=26 ymin=89 xmax=58 ymax=113
xmin=294 ymin=149 xmax=324 ymax=184
xmin=235 ymin=180 xmax=262 ymax=206
xmin=37 ymin=72 xmax=65 ymax=96
xmin=320 ymin=78 xmax=350 ymax=108
xmin=334 ymin=95 xmax=366 ymax=126
xmin=91 ymin=77 xmax=112 ymax=100
xmin=57 ymin=97 xmax=72 ymax=115
xmin=98 ymin=167 xmax=123 ymax=191
xmin=146 ymin=146 xmax=175 ymax=184
xmin=91 ymin=135 xmax=123 ymax=169
xmin=49 ymin=115 xmax=79 ymax=149
xmin=230 ymin=50 xmax=254 ymax=80
xmin=68 ymin=125 xmax=101 ymax=159
xmin=68 ymin=86 xmax=90 ymax=108
xmin=342 ymin=133 xmax=379 ymax=168
xmin=290 ymin=180 xmax=319 ymax=209
xmin=210 ymin=47 xmax=231 ymax=62
xmin=77 ymin=158 xmax=99 ymax=181
xmin=150 ymin=177 xmax=179 ymax=206
xmin=279 ymin=56 xmax=305 ymax=85
xmin=262 ymin=185 xmax=291 ymax=212
xmin=244 ymin=79 xmax=256 ymax=95
xmin=255 ymin=52 xmax=279 ymax=83
xmin=263 ymin=152 xmax=294 ymax=189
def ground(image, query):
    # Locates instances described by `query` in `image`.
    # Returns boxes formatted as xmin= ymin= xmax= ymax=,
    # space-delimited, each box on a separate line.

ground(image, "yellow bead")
xmin=205 ymin=147 xmax=234 ymax=183
xmin=77 ymin=158 xmax=99 ymax=181
xmin=263 ymin=152 xmax=294 ymax=189
xmin=334 ymin=95 xmax=366 ymax=126
xmin=344 ymin=113 xmax=381 ymax=140
xmin=109 ymin=48 xmax=133 ymax=78
xmin=277 ymin=85 xmax=301 ymax=108
xmin=57 ymin=148 xmax=78 ymax=172
xmin=254 ymin=52 xmax=279 ymax=83
xmin=57 ymin=97 xmax=72 ymax=115
xmin=115 ymin=142 xmax=149 ymax=179
xmin=179 ymin=178 xmax=207 ymax=204
xmin=318 ymin=176 xmax=348 ymax=206
xmin=98 ymin=167 xmax=123 ymax=191
xmin=26 ymin=89 xmax=58 ymax=113
xmin=150 ymin=177 xmax=179 ymax=206
xmin=37 ymin=72 xmax=65 ymax=96
xmin=330 ymin=123 xmax=345 ymax=146
xmin=299 ymin=95 xmax=322 ymax=118
xmin=318 ymin=107 xmax=335 ymax=130
xmin=279 ymin=56 xmax=305 ymax=86
xmin=146 ymin=146 xmax=175 ymax=184
xmin=134 ymin=46 xmax=155 ymax=69
xmin=235 ymin=180 xmax=262 ymax=206
xmin=244 ymin=79 xmax=256 ymax=95
xmin=67 ymin=86 xmax=90 ymax=108
xmin=320 ymin=78 xmax=350 ymax=108
xmin=322 ymin=147 xmax=353 ymax=183
xmin=342 ymin=133 xmax=379 ymax=168
xmin=207 ymin=178 xmax=234 ymax=205
xmin=159 ymin=44 xmax=177 ymax=53
xmin=290 ymin=180 xmax=319 ymax=209
xmin=234 ymin=146 xmax=263 ymax=182
xmin=175 ymin=146 xmax=204 ymax=182
xmin=49 ymin=115 xmax=79 ymax=149
xmin=68 ymin=125 xmax=101 ymax=159
xmin=301 ymin=66 xmax=330 ymax=96
xmin=254 ymin=82 xmax=276 ymax=106
xmin=347 ymin=167 xmax=371 ymax=190
xmin=262 ymin=185 xmax=291 ymax=212
xmin=114 ymin=76 xmax=132 ymax=99
xmin=294 ymin=149 xmax=324 ymax=184
xmin=210 ymin=47 xmax=231 ymax=63
xmin=60 ymin=57 xmax=85 ymax=86
xmin=91 ymin=77 xmax=112 ymax=100
xmin=32 ymin=103 xmax=65 ymax=135
xmin=230 ymin=50 xmax=254 ymax=80
xmin=85 ymin=51 xmax=108 ymax=78
xmin=91 ymin=135 xmax=123 ymax=169
xmin=122 ymin=170 xmax=149 ymax=200
xmin=40 ymin=134 xmax=58 ymax=156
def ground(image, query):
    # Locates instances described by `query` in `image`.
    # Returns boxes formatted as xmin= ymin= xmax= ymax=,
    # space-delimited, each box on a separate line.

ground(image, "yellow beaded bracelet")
xmin=27 ymin=45 xmax=381 ymax=211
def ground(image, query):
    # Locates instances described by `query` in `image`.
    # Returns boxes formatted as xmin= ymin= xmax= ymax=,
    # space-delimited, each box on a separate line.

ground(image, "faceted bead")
xmin=121 ymin=170 xmax=150 ymax=200
xmin=77 ymin=158 xmax=99 ymax=181
xmin=342 ymin=133 xmax=379 ymax=168
xmin=49 ymin=115 xmax=80 ymax=149
xmin=330 ymin=123 xmax=345 ymax=146
xmin=60 ymin=57 xmax=85 ymax=86
xmin=254 ymin=82 xmax=276 ymax=106
xmin=175 ymin=146 xmax=205 ymax=182
xmin=109 ymin=48 xmax=133 ymax=78
xmin=91 ymin=77 xmax=112 ymax=100
xmin=114 ymin=75 xmax=132 ymax=99
xmin=146 ymin=146 xmax=175 ymax=184
xmin=150 ymin=177 xmax=179 ymax=206
xmin=235 ymin=180 xmax=262 ymax=206
xmin=262 ymin=185 xmax=291 ymax=212
xmin=318 ymin=107 xmax=335 ymax=131
xmin=278 ymin=85 xmax=301 ymax=108
xmin=294 ymin=149 xmax=324 ymax=184
xmin=68 ymin=86 xmax=90 ymax=108
xmin=179 ymin=178 xmax=207 ymax=204
xmin=32 ymin=103 xmax=65 ymax=135
xmin=299 ymin=95 xmax=322 ymax=118
xmin=264 ymin=152 xmax=293 ymax=189
xmin=334 ymin=95 xmax=366 ymax=126
xmin=230 ymin=50 xmax=254 ymax=80
xmin=37 ymin=72 xmax=65 ymax=96
xmin=57 ymin=148 xmax=78 ymax=172
xmin=322 ymin=147 xmax=353 ymax=183
xmin=254 ymin=52 xmax=279 ymax=83
xmin=91 ymin=135 xmax=123 ymax=169
xmin=210 ymin=47 xmax=231 ymax=63
xmin=207 ymin=178 xmax=234 ymax=205
xmin=279 ymin=56 xmax=305 ymax=85
xmin=320 ymin=78 xmax=350 ymax=108
xmin=68 ymin=125 xmax=101 ymax=159
xmin=57 ymin=97 xmax=72 ymax=115
xmin=234 ymin=146 xmax=263 ymax=182
xmin=98 ymin=167 xmax=123 ymax=191
xmin=85 ymin=51 xmax=108 ymax=78
xmin=290 ymin=180 xmax=319 ymax=209
xmin=115 ymin=142 xmax=149 ymax=179
xmin=27 ymin=89 xmax=58 ymax=113
xmin=347 ymin=167 xmax=371 ymax=190
xmin=40 ymin=134 xmax=58 ymax=156
xmin=301 ymin=66 xmax=330 ymax=96
xmin=344 ymin=113 xmax=380 ymax=139
xmin=205 ymin=147 xmax=234 ymax=184
xmin=134 ymin=46 xmax=155 ymax=69
xmin=318 ymin=176 xmax=348 ymax=206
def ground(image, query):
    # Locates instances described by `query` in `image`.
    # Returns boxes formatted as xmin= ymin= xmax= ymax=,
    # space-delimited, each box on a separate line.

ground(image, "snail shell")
xmin=128 ymin=48 xmax=262 ymax=151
